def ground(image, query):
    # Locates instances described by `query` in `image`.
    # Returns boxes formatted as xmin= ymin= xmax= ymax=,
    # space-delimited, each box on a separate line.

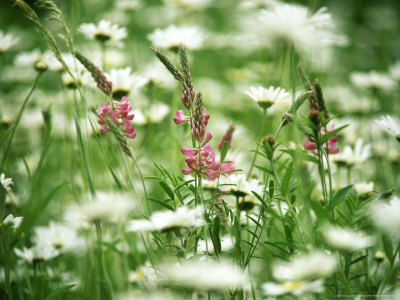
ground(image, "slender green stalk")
xmin=95 ymin=221 xmax=110 ymax=300
xmin=131 ymin=155 xmax=151 ymax=217
xmin=247 ymin=108 xmax=267 ymax=179
xmin=377 ymin=240 xmax=400 ymax=295
xmin=315 ymin=131 xmax=328 ymax=203
xmin=1 ymin=71 xmax=42 ymax=169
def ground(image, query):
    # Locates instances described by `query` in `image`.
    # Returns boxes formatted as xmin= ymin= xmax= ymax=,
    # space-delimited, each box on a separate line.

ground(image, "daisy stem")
xmin=1 ymin=71 xmax=42 ymax=170
xmin=95 ymin=221 xmax=110 ymax=300
xmin=100 ymin=41 xmax=106 ymax=72
xmin=247 ymin=108 xmax=267 ymax=179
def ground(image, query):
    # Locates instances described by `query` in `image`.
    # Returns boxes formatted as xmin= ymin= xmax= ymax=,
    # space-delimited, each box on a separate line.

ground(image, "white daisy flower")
xmin=164 ymin=0 xmax=211 ymax=9
xmin=354 ymin=182 xmax=374 ymax=195
xmin=148 ymin=25 xmax=205 ymax=50
xmin=126 ymin=206 xmax=204 ymax=232
xmin=375 ymin=115 xmax=400 ymax=141
xmin=141 ymin=60 xmax=177 ymax=88
xmin=324 ymin=225 xmax=375 ymax=252
xmin=273 ymin=251 xmax=337 ymax=281
xmin=159 ymin=259 xmax=245 ymax=290
xmin=15 ymin=246 xmax=59 ymax=263
xmin=116 ymin=0 xmax=141 ymax=11
xmin=132 ymin=102 xmax=170 ymax=125
xmin=78 ymin=19 xmax=127 ymax=47
xmin=332 ymin=139 xmax=371 ymax=166
xmin=0 ymin=173 xmax=13 ymax=193
xmin=107 ymin=67 xmax=148 ymax=99
xmin=2 ymin=214 xmax=23 ymax=229
xmin=350 ymin=71 xmax=396 ymax=90
xmin=251 ymin=3 xmax=339 ymax=52
xmin=389 ymin=61 xmax=400 ymax=81
xmin=15 ymin=49 xmax=63 ymax=72
xmin=245 ymin=86 xmax=290 ymax=110
xmin=197 ymin=234 xmax=234 ymax=254
xmin=15 ymin=49 xmax=42 ymax=66
xmin=370 ymin=196 xmax=400 ymax=236
xmin=66 ymin=192 xmax=136 ymax=227
xmin=219 ymin=173 xmax=264 ymax=211
xmin=239 ymin=0 xmax=280 ymax=10
xmin=0 ymin=31 xmax=19 ymax=53
xmin=262 ymin=280 xmax=324 ymax=296
xmin=34 ymin=222 xmax=84 ymax=253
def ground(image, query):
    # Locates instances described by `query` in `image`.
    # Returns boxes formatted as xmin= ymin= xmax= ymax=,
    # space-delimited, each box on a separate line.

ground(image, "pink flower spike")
xmin=203 ymin=132 xmax=212 ymax=145
xmin=202 ymin=108 xmax=210 ymax=126
xmin=96 ymin=96 xmax=137 ymax=139
xmin=180 ymin=143 xmax=220 ymax=180
xmin=173 ymin=110 xmax=189 ymax=124
xmin=303 ymin=123 xmax=340 ymax=155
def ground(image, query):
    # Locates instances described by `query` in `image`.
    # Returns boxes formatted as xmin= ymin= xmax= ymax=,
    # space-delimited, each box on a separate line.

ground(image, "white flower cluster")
xmin=127 ymin=206 xmax=204 ymax=232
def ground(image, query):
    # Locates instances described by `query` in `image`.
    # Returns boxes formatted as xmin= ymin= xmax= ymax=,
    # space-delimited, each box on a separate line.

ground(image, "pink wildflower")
xmin=173 ymin=110 xmax=189 ymax=124
xmin=218 ymin=122 xmax=235 ymax=151
xmin=181 ymin=84 xmax=195 ymax=109
xmin=191 ymin=106 xmax=212 ymax=144
xmin=181 ymin=143 xmax=220 ymax=180
xmin=96 ymin=96 xmax=137 ymax=139
xmin=303 ymin=124 xmax=339 ymax=154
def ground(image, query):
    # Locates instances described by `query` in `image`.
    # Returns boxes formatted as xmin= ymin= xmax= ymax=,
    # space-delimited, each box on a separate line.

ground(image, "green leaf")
xmin=44 ymin=285 xmax=75 ymax=300
xmin=280 ymin=162 xmax=293 ymax=196
xmin=319 ymin=125 xmax=348 ymax=145
xmin=213 ymin=217 xmax=221 ymax=254
xmin=75 ymin=117 xmax=95 ymax=195
xmin=269 ymin=180 xmax=275 ymax=198
xmin=327 ymin=185 xmax=353 ymax=212
xmin=12 ymin=182 xmax=66 ymax=247
xmin=382 ymin=233 xmax=394 ymax=263
xmin=309 ymin=199 xmax=333 ymax=223
xmin=159 ymin=181 xmax=175 ymax=200
xmin=148 ymin=197 xmax=175 ymax=211
xmin=0 ymin=182 xmax=6 ymax=219
xmin=263 ymin=140 xmax=273 ymax=160
xmin=252 ymin=191 xmax=268 ymax=207
xmin=220 ymin=141 xmax=229 ymax=162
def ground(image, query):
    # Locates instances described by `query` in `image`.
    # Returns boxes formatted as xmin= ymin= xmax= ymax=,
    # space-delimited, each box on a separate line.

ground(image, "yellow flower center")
xmin=281 ymin=281 xmax=303 ymax=290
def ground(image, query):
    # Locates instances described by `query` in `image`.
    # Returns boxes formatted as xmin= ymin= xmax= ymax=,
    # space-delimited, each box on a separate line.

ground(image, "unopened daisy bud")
xmin=374 ymin=251 xmax=385 ymax=263
xmin=262 ymin=135 xmax=275 ymax=147
xmin=34 ymin=60 xmax=48 ymax=72
xmin=218 ymin=122 xmax=235 ymax=151
xmin=75 ymin=51 xmax=112 ymax=96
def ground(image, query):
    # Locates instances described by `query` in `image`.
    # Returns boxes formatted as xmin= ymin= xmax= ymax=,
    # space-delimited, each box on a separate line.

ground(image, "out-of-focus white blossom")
xmin=148 ymin=25 xmax=205 ymax=50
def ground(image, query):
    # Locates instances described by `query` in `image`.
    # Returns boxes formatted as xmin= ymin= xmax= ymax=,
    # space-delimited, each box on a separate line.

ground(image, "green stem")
xmin=1 ymin=72 xmax=42 ymax=169
xmin=247 ymin=108 xmax=267 ymax=179
xmin=244 ymin=121 xmax=284 ymax=268
xmin=131 ymin=155 xmax=150 ymax=217
xmin=95 ymin=221 xmax=109 ymax=300
xmin=377 ymin=239 xmax=400 ymax=295
xmin=315 ymin=131 xmax=328 ymax=203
